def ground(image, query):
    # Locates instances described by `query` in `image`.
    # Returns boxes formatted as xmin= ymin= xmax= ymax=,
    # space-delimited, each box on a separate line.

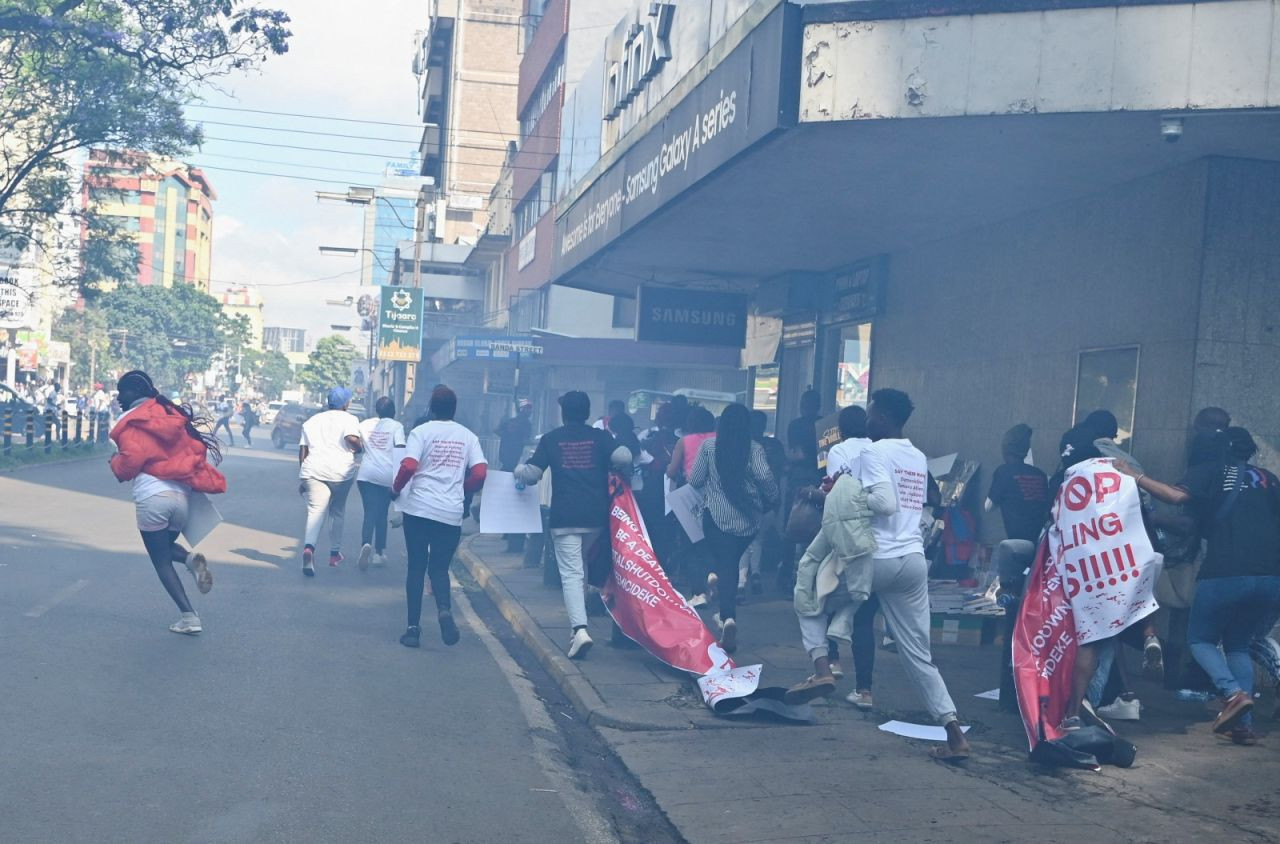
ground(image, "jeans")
xmin=1087 ymin=638 xmax=1119 ymax=707
xmin=402 ymin=515 xmax=462 ymax=624
xmin=1188 ymin=575 xmax=1280 ymax=726
xmin=872 ymin=553 xmax=959 ymax=725
xmin=552 ymin=529 xmax=602 ymax=629
xmin=357 ymin=480 xmax=392 ymax=553
xmin=702 ymin=514 xmax=756 ymax=623
xmin=301 ymin=477 xmax=353 ymax=552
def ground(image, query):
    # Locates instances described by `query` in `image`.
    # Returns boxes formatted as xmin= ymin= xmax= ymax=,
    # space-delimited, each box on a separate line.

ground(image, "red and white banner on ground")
xmin=602 ymin=479 xmax=769 ymax=714
xmin=1014 ymin=459 xmax=1162 ymax=750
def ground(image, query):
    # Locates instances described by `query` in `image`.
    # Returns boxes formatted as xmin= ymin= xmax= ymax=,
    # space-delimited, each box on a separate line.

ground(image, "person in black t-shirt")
xmin=1120 ymin=427 xmax=1280 ymax=745
xmin=985 ymin=423 xmax=1049 ymax=543
xmin=516 ymin=391 xmax=631 ymax=661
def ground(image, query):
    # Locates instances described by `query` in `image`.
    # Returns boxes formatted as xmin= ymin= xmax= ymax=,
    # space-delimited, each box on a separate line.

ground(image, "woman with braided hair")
xmin=109 ymin=370 xmax=227 ymax=635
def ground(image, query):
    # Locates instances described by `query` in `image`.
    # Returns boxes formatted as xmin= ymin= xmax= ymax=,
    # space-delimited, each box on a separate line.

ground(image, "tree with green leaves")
xmin=53 ymin=281 xmax=251 ymax=392
xmin=240 ymin=347 xmax=293 ymax=399
xmin=298 ymin=335 xmax=358 ymax=398
xmin=0 ymin=1 xmax=291 ymax=292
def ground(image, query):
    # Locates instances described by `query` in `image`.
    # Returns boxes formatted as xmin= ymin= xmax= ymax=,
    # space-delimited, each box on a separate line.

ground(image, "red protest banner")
xmin=1012 ymin=536 xmax=1077 ymax=751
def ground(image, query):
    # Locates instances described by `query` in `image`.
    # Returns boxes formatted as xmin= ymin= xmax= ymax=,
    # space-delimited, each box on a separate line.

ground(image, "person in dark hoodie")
xmin=110 ymin=370 xmax=226 ymax=635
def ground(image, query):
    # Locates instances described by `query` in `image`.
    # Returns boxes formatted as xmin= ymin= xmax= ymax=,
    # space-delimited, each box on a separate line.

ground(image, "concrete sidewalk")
xmin=459 ymin=534 xmax=1280 ymax=842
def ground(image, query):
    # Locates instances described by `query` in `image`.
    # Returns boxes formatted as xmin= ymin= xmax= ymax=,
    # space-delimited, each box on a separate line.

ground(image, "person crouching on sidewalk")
xmin=515 ymin=391 xmax=631 ymax=660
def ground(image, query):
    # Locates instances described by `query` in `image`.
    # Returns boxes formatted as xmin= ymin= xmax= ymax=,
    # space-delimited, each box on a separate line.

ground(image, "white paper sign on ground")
xmin=697 ymin=664 xmax=762 ymax=709
xmin=182 ymin=492 xmax=223 ymax=547
xmin=667 ymin=483 xmax=705 ymax=543
xmin=478 ymin=471 xmax=544 ymax=535
xmin=975 ymin=688 xmax=1001 ymax=701
xmin=878 ymin=720 xmax=972 ymax=741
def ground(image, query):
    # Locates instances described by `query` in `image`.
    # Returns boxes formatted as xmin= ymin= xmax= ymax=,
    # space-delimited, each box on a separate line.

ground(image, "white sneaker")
xmin=373 ymin=552 xmax=388 ymax=568
xmin=712 ymin=612 xmax=722 ymax=629
xmin=688 ymin=593 xmax=708 ymax=608
xmin=169 ymin=613 xmax=202 ymax=635
xmin=1097 ymin=696 xmax=1141 ymax=721
xmin=184 ymin=552 xmax=212 ymax=594
xmin=846 ymin=690 xmax=874 ymax=709
xmin=358 ymin=543 xmax=373 ymax=572
xmin=568 ymin=628 xmax=593 ymax=660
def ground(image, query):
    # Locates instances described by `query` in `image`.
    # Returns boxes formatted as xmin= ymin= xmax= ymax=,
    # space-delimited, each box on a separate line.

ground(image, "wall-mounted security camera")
xmin=1160 ymin=116 xmax=1183 ymax=143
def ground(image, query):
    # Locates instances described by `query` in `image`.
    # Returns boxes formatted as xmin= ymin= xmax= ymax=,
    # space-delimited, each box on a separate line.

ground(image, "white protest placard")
xmin=1050 ymin=459 xmax=1161 ymax=645
xmin=667 ymin=483 xmax=705 ymax=543
xmin=182 ymin=492 xmax=223 ymax=548
xmin=663 ymin=475 xmax=674 ymax=515
xmin=878 ymin=720 xmax=971 ymax=741
xmin=478 ymin=470 xmax=544 ymax=535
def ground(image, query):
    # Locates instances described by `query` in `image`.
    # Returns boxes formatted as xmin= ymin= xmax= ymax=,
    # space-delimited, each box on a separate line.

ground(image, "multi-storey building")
xmin=219 ymin=286 xmax=265 ymax=351
xmin=82 ymin=149 xmax=216 ymax=291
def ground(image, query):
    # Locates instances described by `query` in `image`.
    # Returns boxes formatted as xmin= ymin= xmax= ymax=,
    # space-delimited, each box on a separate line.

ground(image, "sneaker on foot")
xmin=302 ymin=547 xmax=315 ymax=577
xmin=1143 ymin=635 xmax=1164 ymax=677
xmin=438 ymin=610 xmax=460 ymax=646
xmin=881 ymin=634 xmax=898 ymax=653
xmin=706 ymin=572 xmax=719 ymax=601
xmin=1058 ymin=716 xmax=1084 ymax=732
xmin=185 ymin=551 xmax=213 ymax=594
xmin=568 ymin=628 xmax=593 ymax=660
xmin=1213 ymin=690 xmax=1255 ymax=734
xmin=785 ymin=674 xmax=836 ymax=705
xmin=846 ymin=689 xmax=874 ymax=709
xmin=687 ymin=593 xmax=707 ymax=609
xmin=169 ymin=613 xmax=202 ymax=635
xmin=358 ymin=543 xmax=373 ymax=572
xmin=329 ymin=550 xmax=343 ymax=568
xmin=829 ymin=660 xmax=845 ymax=680
xmin=399 ymin=626 xmax=421 ymax=648
xmin=373 ymin=552 xmax=388 ymax=568
xmin=1097 ymin=696 xmax=1141 ymax=721
xmin=718 ymin=618 xmax=738 ymax=654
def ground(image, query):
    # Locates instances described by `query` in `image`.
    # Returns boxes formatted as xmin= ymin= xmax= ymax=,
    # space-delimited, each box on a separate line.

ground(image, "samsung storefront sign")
xmin=636 ymin=286 xmax=748 ymax=348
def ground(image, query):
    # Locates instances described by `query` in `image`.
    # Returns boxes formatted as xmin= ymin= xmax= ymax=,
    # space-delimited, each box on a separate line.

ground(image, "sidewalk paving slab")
xmin=458 ymin=534 xmax=1280 ymax=843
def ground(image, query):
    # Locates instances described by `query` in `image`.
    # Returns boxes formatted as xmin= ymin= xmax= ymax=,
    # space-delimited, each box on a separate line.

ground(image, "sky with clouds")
xmin=187 ymin=0 xmax=429 ymax=346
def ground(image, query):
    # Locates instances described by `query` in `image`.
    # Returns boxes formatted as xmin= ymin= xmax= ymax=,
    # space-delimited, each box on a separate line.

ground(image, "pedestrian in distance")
xmin=392 ymin=386 xmax=486 ymax=648
xmin=108 ymin=370 xmax=223 ymax=635
xmin=740 ymin=409 xmax=787 ymax=599
xmin=298 ymin=387 xmax=363 ymax=576
xmin=213 ymin=398 xmax=235 ymax=446
xmin=515 ymin=390 xmax=632 ymax=660
xmin=688 ymin=403 xmax=779 ymax=654
xmin=594 ymin=399 xmax=628 ymax=431
xmin=854 ymin=388 xmax=970 ymax=761
xmin=1118 ymin=427 xmax=1280 ymax=746
xmin=667 ymin=405 xmax=717 ymax=606
xmin=239 ymin=401 xmax=258 ymax=447
xmin=356 ymin=396 xmax=406 ymax=571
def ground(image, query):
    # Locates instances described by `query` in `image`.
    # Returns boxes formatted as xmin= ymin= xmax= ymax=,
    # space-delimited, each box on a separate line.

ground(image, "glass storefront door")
xmin=827 ymin=321 xmax=873 ymax=409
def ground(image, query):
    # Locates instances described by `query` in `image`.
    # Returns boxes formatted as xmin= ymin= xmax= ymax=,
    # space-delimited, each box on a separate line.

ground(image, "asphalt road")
xmin=0 ymin=444 xmax=669 ymax=844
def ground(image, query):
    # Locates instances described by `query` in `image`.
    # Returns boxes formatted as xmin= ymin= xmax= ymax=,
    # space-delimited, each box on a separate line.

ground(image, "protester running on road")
xmin=356 ymin=396 xmax=406 ymax=571
xmin=516 ymin=390 xmax=631 ymax=660
xmin=1119 ymin=427 xmax=1280 ymax=746
xmin=213 ymin=399 xmax=235 ymax=446
xmin=298 ymin=387 xmax=363 ymax=575
xmin=240 ymin=401 xmax=258 ymax=447
xmin=688 ymin=403 xmax=779 ymax=654
xmin=109 ymin=370 xmax=224 ymax=635
xmin=856 ymin=389 xmax=970 ymax=760
xmin=392 ymin=386 xmax=486 ymax=648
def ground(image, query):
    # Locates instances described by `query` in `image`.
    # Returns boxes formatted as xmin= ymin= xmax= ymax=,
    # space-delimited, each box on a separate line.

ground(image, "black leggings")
xmin=140 ymin=529 xmax=194 ymax=614
xmin=402 ymin=514 xmax=462 ymax=625
xmin=358 ymin=481 xmax=392 ymax=553
xmin=701 ymin=514 xmax=755 ymax=622
xmin=828 ymin=594 xmax=881 ymax=689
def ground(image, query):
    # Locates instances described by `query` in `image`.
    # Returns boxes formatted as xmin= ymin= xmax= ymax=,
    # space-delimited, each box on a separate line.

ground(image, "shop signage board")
xmin=635 ymin=286 xmax=747 ymax=348
xmin=376 ymin=286 xmax=424 ymax=362
xmin=781 ymin=320 xmax=816 ymax=349
xmin=823 ymin=256 xmax=887 ymax=325
xmin=554 ymin=3 xmax=800 ymax=277
xmin=0 ymin=272 xmax=34 ymax=330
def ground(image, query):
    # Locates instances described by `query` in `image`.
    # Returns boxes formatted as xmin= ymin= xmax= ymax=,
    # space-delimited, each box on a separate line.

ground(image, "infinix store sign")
xmin=604 ymin=2 xmax=675 ymax=121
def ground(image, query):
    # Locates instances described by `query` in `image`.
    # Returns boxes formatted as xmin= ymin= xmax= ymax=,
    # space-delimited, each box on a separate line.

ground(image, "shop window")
xmin=752 ymin=362 xmax=779 ymax=434
xmin=834 ymin=322 xmax=873 ymax=408
xmin=1073 ymin=346 xmax=1140 ymax=449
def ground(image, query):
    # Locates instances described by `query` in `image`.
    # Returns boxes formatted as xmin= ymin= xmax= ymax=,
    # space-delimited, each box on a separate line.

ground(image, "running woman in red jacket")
xmin=110 ymin=371 xmax=227 ymax=635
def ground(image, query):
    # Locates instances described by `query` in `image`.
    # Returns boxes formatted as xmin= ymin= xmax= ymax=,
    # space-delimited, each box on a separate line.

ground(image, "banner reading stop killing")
xmin=1013 ymin=458 xmax=1162 ymax=750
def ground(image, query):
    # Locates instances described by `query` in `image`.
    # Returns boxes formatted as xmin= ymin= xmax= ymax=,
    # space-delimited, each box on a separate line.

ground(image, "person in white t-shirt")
xmin=859 ymin=388 xmax=970 ymax=761
xmin=391 ymin=386 xmax=487 ymax=648
xmin=355 ymin=396 xmax=406 ymax=571
xmin=298 ymin=387 xmax=363 ymax=576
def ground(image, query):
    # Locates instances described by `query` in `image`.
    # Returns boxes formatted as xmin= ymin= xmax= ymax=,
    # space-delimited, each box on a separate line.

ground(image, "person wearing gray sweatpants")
xmin=858 ymin=388 xmax=970 ymax=761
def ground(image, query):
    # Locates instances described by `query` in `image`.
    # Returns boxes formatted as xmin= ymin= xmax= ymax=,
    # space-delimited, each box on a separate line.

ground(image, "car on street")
xmin=271 ymin=401 xmax=321 ymax=449
xmin=261 ymin=400 xmax=285 ymax=426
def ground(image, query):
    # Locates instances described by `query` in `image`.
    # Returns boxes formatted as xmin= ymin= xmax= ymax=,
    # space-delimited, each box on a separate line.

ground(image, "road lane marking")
xmin=25 ymin=579 xmax=90 ymax=618
xmin=455 ymin=591 xmax=615 ymax=844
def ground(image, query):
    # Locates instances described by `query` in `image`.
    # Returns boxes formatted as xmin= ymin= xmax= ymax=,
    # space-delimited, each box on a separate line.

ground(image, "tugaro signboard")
xmin=376 ymin=286 xmax=424 ymax=362
xmin=636 ymin=286 xmax=747 ymax=348
xmin=554 ymin=3 xmax=799 ymax=278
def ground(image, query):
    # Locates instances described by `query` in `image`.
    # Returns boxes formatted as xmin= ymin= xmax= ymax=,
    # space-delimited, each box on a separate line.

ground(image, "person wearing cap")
xmin=298 ymin=386 xmax=363 ymax=576
xmin=516 ymin=390 xmax=632 ymax=659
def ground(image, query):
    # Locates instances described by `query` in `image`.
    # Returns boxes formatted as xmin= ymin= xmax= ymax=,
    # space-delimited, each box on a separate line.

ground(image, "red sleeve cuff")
xmin=464 ymin=463 xmax=487 ymax=495
xmin=393 ymin=458 xmax=419 ymax=493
